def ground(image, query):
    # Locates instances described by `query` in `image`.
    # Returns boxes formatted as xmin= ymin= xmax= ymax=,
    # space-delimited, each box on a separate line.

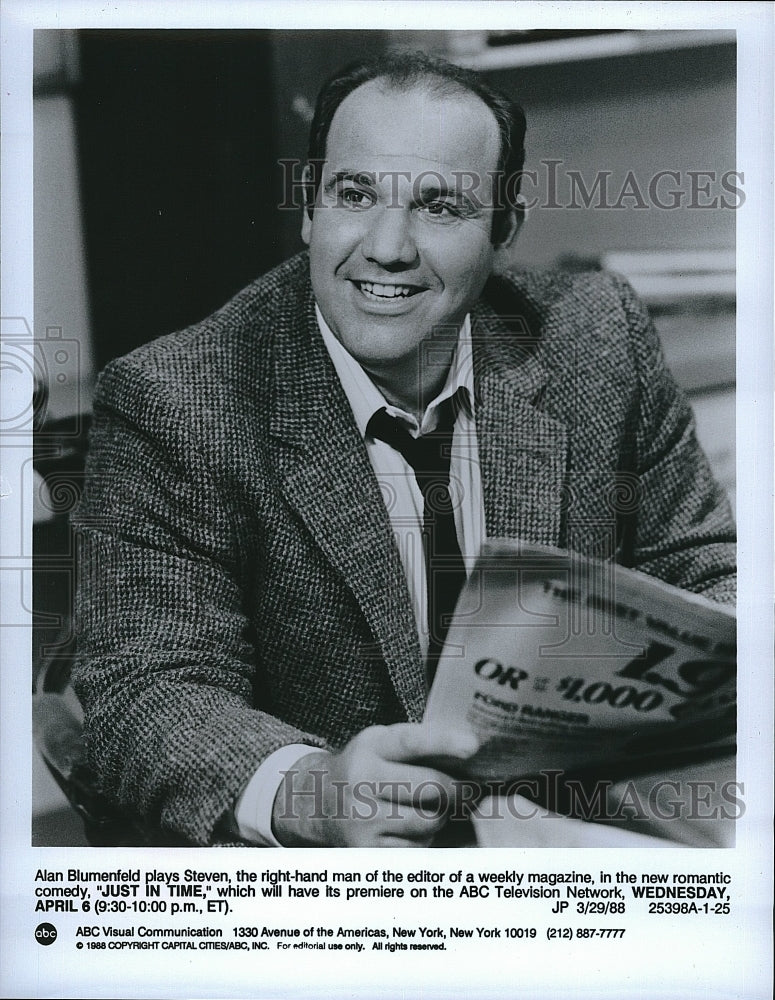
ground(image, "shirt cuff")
xmin=234 ymin=744 xmax=320 ymax=846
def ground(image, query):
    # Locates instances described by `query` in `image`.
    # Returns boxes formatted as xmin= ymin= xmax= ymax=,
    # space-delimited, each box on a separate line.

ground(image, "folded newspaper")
xmin=424 ymin=541 xmax=736 ymax=782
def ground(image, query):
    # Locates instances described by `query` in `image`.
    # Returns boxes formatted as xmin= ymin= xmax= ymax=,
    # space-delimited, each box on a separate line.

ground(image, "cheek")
xmin=436 ymin=240 xmax=494 ymax=298
xmin=309 ymin=212 xmax=365 ymax=256
xmin=428 ymin=222 xmax=492 ymax=263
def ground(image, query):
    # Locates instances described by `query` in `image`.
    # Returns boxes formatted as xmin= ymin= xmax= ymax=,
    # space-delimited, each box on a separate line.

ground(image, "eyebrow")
xmin=413 ymin=177 xmax=483 ymax=214
xmin=414 ymin=178 xmax=463 ymax=202
xmin=323 ymin=170 xmax=376 ymax=193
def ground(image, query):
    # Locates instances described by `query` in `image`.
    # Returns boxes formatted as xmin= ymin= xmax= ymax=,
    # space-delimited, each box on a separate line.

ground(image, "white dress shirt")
xmin=234 ymin=307 xmax=486 ymax=844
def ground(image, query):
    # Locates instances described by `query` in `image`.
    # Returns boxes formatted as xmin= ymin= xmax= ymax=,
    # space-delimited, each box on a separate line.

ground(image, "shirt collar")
xmin=315 ymin=304 xmax=474 ymax=438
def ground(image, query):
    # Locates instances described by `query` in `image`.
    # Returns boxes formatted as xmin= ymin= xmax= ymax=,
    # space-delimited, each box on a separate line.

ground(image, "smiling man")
xmin=73 ymin=52 xmax=735 ymax=847
xmin=302 ymin=77 xmax=514 ymax=415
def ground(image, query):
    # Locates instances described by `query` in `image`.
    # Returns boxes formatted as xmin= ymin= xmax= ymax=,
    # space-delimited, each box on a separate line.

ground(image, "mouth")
xmin=353 ymin=280 xmax=425 ymax=301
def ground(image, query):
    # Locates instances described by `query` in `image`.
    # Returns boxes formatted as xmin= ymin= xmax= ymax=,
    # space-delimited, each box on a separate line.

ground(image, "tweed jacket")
xmin=72 ymin=252 xmax=736 ymax=845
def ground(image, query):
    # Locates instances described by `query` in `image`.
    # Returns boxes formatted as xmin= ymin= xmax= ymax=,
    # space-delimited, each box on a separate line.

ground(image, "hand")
xmin=271 ymin=723 xmax=478 ymax=847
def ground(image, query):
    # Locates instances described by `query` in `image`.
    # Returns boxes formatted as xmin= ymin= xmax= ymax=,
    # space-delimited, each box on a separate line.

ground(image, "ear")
xmin=300 ymin=164 xmax=314 ymax=246
xmin=493 ymin=204 xmax=524 ymax=251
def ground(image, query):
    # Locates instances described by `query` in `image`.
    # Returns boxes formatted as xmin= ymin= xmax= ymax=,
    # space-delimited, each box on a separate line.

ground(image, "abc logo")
xmin=35 ymin=922 xmax=57 ymax=946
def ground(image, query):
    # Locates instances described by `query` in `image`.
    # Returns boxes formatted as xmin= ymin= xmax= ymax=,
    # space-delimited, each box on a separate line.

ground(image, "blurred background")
xmin=32 ymin=28 xmax=737 ymax=843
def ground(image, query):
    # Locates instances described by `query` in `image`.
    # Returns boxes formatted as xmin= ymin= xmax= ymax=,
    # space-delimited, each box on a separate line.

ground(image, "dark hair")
xmin=305 ymin=50 xmax=526 ymax=243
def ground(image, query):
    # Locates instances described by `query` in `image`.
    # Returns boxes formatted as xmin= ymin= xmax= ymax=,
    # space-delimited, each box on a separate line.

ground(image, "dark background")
xmin=74 ymin=30 xmax=387 ymax=368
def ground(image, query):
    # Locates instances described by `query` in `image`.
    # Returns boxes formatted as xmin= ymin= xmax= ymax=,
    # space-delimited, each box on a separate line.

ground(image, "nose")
xmin=361 ymin=205 xmax=419 ymax=270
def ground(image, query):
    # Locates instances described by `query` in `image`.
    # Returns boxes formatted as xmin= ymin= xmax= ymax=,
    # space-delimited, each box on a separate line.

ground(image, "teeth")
xmin=359 ymin=281 xmax=416 ymax=298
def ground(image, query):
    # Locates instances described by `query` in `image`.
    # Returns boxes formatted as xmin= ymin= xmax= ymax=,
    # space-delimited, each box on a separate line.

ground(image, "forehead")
xmin=324 ymin=79 xmax=501 ymax=179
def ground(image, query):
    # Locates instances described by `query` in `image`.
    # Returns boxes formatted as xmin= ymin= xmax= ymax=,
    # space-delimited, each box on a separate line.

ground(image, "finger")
xmin=345 ymin=785 xmax=452 ymax=834
xmin=368 ymin=800 xmax=450 ymax=841
xmin=376 ymin=834 xmax=435 ymax=848
xmin=375 ymin=722 xmax=478 ymax=763
xmin=353 ymin=759 xmax=470 ymax=807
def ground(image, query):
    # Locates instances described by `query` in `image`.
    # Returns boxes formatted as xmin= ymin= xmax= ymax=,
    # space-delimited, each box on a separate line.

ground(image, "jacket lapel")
xmin=471 ymin=294 xmax=568 ymax=546
xmin=268 ymin=283 xmax=427 ymax=722
xmin=264 ymin=270 xmax=569 ymax=723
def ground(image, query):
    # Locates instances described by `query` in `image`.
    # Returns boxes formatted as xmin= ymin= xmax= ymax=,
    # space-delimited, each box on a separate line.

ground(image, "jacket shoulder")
xmin=484 ymin=267 xmax=633 ymax=322
xmin=99 ymin=252 xmax=312 ymax=388
xmin=482 ymin=267 xmax=655 ymax=363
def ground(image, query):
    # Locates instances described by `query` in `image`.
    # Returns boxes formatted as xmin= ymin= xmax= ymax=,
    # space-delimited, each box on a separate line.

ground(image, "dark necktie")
xmin=367 ymin=394 xmax=467 ymax=681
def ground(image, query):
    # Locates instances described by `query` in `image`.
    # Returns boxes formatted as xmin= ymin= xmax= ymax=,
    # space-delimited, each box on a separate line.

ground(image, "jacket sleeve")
xmin=612 ymin=273 xmax=736 ymax=604
xmin=72 ymin=356 xmax=327 ymax=846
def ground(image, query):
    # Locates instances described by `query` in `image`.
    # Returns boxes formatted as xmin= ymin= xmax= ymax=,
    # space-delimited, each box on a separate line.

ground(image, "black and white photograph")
xmin=28 ymin=19 xmax=741 ymax=850
xmin=1 ymin=2 xmax=772 ymax=998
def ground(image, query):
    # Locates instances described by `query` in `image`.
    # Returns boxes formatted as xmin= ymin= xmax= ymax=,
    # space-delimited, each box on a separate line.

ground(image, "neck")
xmin=365 ymin=351 xmax=453 ymax=421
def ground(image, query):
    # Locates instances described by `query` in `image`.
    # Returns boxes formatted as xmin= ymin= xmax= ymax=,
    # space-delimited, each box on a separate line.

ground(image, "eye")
xmin=338 ymin=186 xmax=375 ymax=209
xmin=419 ymin=200 xmax=459 ymax=220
